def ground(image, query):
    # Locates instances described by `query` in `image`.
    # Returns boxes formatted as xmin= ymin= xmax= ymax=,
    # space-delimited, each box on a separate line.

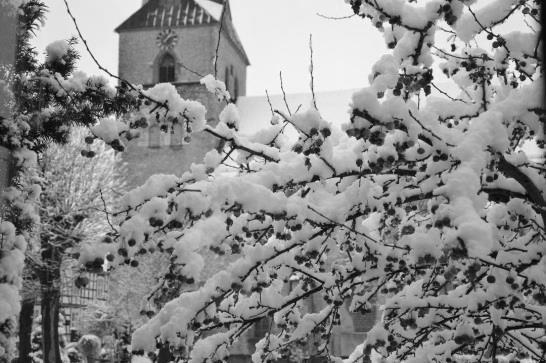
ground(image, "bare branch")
xmin=279 ymin=71 xmax=292 ymax=116
xmin=308 ymin=34 xmax=318 ymax=110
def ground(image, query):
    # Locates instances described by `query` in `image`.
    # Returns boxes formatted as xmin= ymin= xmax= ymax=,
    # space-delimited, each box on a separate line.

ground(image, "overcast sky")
xmin=32 ymin=0 xmax=385 ymax=96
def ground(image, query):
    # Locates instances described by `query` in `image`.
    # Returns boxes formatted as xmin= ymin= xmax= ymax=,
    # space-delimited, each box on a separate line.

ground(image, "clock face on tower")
xmin=156 ymin=28 xmax=178 ymax=51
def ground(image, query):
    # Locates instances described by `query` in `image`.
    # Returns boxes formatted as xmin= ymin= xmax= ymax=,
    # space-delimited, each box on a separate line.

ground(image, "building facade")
xmin=116 ymin=0 xmax=249 ymax=187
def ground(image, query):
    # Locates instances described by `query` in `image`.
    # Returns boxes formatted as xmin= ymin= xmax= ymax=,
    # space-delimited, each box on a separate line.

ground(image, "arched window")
xmin=253 ymin=317 xmax=270 ymax=339
xmin=149 ymin=124 xmax=160 ymax=148
xmin=159 ymin=53 xmax=176 ymax=83
xmin=347 ymin=299 xmax=377 ymax=333
xmin=170 ymin=121 xmax=184 ymax=147
xmin=233 ymin=77 xmax=239 ymax=101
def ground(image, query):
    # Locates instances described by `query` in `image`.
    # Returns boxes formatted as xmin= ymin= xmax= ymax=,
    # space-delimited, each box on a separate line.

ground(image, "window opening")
xmin=159 ymin=53 xmax=176 ymax=83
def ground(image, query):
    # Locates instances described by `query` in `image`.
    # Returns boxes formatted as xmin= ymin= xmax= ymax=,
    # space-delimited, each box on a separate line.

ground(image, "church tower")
xmin=115 ymin=0 xmax=249 ymax=187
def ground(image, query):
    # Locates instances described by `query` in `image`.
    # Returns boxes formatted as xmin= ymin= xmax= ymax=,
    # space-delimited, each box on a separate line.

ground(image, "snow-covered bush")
xmin=100 ymin=0 xmax=543 ymax=362
xmin=76 ymin=335 xmax=101 ymax=363
xmin=76 ymin=253 xmax=170 ymax=337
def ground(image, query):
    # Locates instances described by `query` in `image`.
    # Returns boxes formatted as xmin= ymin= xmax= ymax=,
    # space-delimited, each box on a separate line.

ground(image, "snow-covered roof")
xmin=194 ymin=0 xmax=223 ymax=21
xmin=115 ymin=0 xmax=224 ymax=32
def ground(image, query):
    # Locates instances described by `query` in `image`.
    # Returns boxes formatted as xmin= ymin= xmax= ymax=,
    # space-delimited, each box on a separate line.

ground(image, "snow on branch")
xmin=108 ymin=1 xmax=545 ymax=362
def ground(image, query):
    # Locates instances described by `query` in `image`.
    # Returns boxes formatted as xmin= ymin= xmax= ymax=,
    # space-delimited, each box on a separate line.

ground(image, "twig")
xmin=220 ymin=147 xmax=235 ymax=164
xmin=430 ymin=82 xmax=469 ymax=103
xmin=319 ymin=156 xmax=336 ymax=175
xmin=309 ymin=34 xmax=318 ymax=110
xmin=274 ymin=109 xmax=310 ymax=138
xmin=523 ymin=19 xmax=537 ymax=34
xmin=99 ymin=188 xmax=117 ymax=233
xmin=279 ymin=71 xmax=292 ymax=116
xmin=213 ymin=0 xmax=227 ymax=78
xmin=316 ymin=12 xmax=355 ymax=20
xmin=465 ymin=3 xmax=522 ymax=37
xmin=265 ymin=89 xmax=274 ymax=118
xmin=179 ymin=62 xmax=204 ymax=78
xmin=204 ymin=127 xmax=279 ymax=163
xmin=62 ymin=0 xmax=168 ymax=110
xmin=408 ymin=110 xmax=453 ymax=146
xmin=307 ymin=205 xmax=380 ymax=245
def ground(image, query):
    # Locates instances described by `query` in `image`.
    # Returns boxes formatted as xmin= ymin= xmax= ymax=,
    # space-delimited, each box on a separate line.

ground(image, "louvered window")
xmin=224 ymin=67 xmax=230 ymax=93
xmin=233 ymin=77 xmax=239 ymax=101
xmin=149 ymin=124 xmax=160 ymax=148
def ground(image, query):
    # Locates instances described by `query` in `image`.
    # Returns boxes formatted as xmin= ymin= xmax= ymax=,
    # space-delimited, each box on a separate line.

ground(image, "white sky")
xmin=33 ymin=0 xmax=385 ymax=96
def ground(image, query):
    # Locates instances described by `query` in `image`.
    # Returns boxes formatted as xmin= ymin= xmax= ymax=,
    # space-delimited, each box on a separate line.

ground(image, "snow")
xmin=91 ymin=117 xmax=128 ymax=143
xmin=195 ymin=0 xmax=224 ymax=21
xmin=219 ymin=103 xmax=240 ymax=130
xmin=200 ymin=74 xmax=230 ymax=102
xmin=40 ymin=70 xmax=117 ymax=99
xmin=0 ymin=283 xmax=22 ymax=325
xmin=131 ymin=356 xmax=152 ymax=363
xmin=144 ymin=82 xmax=207 ymax=132
xmin=454 ymin=0 xmax=518 ymax=42
xmin=45 ymin=40 xmax=69 ymax=63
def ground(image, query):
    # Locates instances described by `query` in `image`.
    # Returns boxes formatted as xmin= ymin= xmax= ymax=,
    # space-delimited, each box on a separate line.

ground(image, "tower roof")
xmin=115 ymin=0 xmax=249 ymax=65
xmin=116 ymin=0 xmax=219 ymax=31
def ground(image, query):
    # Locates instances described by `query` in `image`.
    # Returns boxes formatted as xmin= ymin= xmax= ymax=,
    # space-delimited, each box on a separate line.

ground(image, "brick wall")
xmin=0 ymin=2 xmax=17 ymax=72
xmin=118 ymin=19 xmax=247 ymax=189
xmin=215 ymin=17 xmax=248 ymax=98
xmin=0 ymin=2 xmax=17 ymax=199
xmin=176 ymin=83 xmax=222 ymax=123
xmin=118 ymin=22 xmax=247 ymax=92
xmin=119 ymin=25 xmax=215 ymax=85
xmin=120 ymin=82 xmax=225 ymax=189
xmin=121 ymin=126 xmax=219 ymax=188
xmin=118 ymin=19 xmax=248 ymax=94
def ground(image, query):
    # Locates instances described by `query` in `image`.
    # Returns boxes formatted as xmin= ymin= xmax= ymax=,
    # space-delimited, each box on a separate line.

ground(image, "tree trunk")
xmin=17 ymin=298 xmax=35 ymax=363
xmin=40 ymin=246 xmax=63 ymax=363
xmin=41 ymin=287 xmax=62 ymax=363
xmin=157 ymin=343 xmax=173 ymax=363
